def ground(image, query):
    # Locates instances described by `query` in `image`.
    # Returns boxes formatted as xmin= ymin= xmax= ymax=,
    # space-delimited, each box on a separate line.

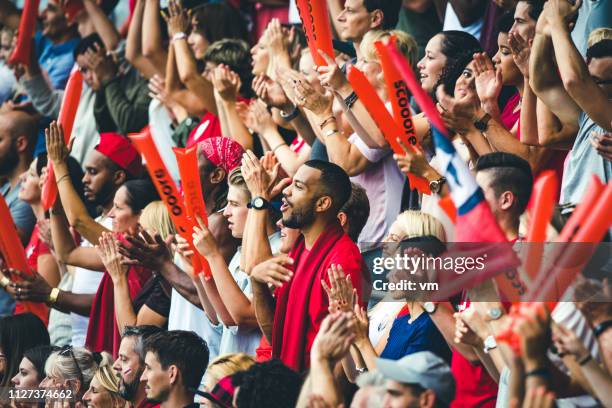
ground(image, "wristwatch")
xmin=483 ymin=335 xmax=497 ymax=353
xmin=594 ymin=320 xmax=612 ymax=338
xmin=423 ymin=302 xmax=437 ymax=314
xmin=280 ymin=105 xmax=299 ymax=121
xmin=429 ymin=177 xmax=446 ymax=195
xmin=247 ymin=196 xmax=270 ymax=210
xmin=47 ymin=287 xmax=60 ymax=305
xmin=487 ymin=306 xmax=503 ymax=321
xmin=474 ymin=113 xmax=491 ymax=132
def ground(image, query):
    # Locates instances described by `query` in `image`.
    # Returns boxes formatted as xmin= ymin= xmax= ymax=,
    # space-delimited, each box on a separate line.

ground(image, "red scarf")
xmin=272 ymin=222 xmax=369 ymax=372
xmin=85 ymin=236 xmax=152 ymax=356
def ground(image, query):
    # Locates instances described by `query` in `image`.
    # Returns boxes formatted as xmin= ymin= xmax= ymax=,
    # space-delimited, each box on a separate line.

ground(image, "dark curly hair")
xmin=435 ymin=52 xmax=477 ymax=98
xmin=233 ymin=360 xmax=303 ymax=408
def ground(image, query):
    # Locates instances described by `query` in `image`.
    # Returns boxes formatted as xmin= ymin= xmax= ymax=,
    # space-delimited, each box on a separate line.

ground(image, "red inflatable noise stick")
xmin=8 ymin=0 xmax=40 ymax=67
xmin=63 ymin=0 xmax=85 ymax=23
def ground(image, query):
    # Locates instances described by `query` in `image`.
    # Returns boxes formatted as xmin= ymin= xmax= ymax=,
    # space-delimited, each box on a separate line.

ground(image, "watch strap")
xmin=594 ymin=320 xmax=612 ymax=337
xmin=280 ymin=105 xmax=299 ymax=121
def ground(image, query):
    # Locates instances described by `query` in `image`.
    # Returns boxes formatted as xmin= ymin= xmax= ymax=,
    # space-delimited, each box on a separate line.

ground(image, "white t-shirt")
xmin=218 ymin=232 xmax=282 ymax=356
xmin=70 ymin=215 xmax=111 ymax=346
xmin=288 ymin=0 xmax=300 ymax=24
xmin=442 ymin=2 xmax=484 ymax=40
xmin=149 ymin=99 xmax=180 ymax=184
xmin=348 ymin=134 xmax=405 ymax=246
xmin=168 ymin=255 xmax=223 ymax=362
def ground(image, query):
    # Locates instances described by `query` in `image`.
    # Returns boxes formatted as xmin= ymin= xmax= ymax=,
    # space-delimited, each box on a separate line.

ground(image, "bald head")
xmin=0 ymin=111 xmax=39 ymax=177
xmin=1 ymin=111 xmax=38 ymax=151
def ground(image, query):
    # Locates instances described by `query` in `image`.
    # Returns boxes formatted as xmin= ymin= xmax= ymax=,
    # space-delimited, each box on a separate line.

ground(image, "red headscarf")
xmin=95 ymin=132 xmax=142 ymax=177
xmin=197 ymin=137 xmax=244 ymax=174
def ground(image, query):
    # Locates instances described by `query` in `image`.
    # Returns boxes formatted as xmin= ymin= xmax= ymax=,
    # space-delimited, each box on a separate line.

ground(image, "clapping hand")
xmin=96 ymin=232 xmax=128 ymax=284
xmin=322 ymin=264 xmax=357 ymax=314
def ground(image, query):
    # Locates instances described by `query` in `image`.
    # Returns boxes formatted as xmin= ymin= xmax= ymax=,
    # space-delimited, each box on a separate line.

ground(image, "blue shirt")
xmin=0 ymin=180 xmax=35 ymax=316
xmin=380 ymin=312 xmax=452 ymax=363
xmin=35 ymin=31 xmax=79 ymax=90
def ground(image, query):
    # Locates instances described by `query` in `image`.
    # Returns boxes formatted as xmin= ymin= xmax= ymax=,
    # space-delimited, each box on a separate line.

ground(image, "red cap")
xmin=63 ymin=0 xmax=85 ymax=23
xmin=95 ymin=132 xmax=142 ymax=176
xmin=197 ymin=137 xmax=244 ymax=174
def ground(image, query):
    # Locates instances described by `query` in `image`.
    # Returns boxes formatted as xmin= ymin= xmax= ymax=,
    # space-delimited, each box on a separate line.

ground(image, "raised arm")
xmin=166 ymin=2 xmax=216 ymax=114
xmin=126 ymin=0 xmax=159 ymax=80
xmin=142 ymin=0 xmax=168 ymax=75
xmin=547 ymin=0 xmax=612 ymax=131
xmin=293 ymin=77 xmax=371 ymax=176
xmin=46 ymin=122 xmax=109 ymax=245
xmin=98 ymin=233 xmax=166 ymax=333
xmin=82 ymin=0 xmax=121 ymax=52
xmin=211 ymin=65 xmax=254 ymax=150
xmin=193 ymin=219 xmax=258 ymax=327
xmin=529 ymin=22 xmax=581 ymax=127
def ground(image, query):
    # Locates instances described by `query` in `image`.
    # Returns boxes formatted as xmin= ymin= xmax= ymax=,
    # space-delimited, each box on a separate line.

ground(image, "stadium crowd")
xmin=0 ymin=0 xmax=611 ymax=407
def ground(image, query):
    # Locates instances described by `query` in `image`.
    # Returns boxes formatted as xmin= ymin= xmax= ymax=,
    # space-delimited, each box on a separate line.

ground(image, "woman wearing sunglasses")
xmin=39 ymin=346 xmax=103 ymax=407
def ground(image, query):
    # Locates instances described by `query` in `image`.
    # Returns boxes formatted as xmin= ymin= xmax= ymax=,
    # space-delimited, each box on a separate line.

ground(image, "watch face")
xmin=254 ymin=197 xmax=264 ymax=208
xmin=488 ymin=307 xmax=502 ymax=320
xmin=474 ymin=121 xmax=485 ymax=131
xmin=424 ymin=302 xmax=436 ymax=313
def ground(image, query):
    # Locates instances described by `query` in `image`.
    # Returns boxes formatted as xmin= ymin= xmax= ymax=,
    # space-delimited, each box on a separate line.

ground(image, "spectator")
xmin=530 ymin=1 xmax=612 ymax=207
xmin=0 ymin=313 xmax=50 ymax=389
xmin=0 ymin=111 xmax=38 ymax=245
xmin=351 ymin=371 xmax=387 ymax=407
xmin=244 ymin=155 xmax=370 ymax=372
xmin=141 ymin=330 xmax=210 ymax=407
xmin=41 ymin=346 xmax=102 ymax=404
xmin=83 ymin=356 xmax=127 ymax=408
xmin=113 ymin=325 xmax=163 ymax=408
xmin=330 ymin=0 xmax=402 ymax=59
xmin=192 ymin=166 xmax=281 ymax=356
xmin=474 ymin=153 xmax=533 ymax=241
xmin=233 ymin=359 xmax=303 ymax=408
xmin=10 ymin=345 xmax=57 ymax=392
xmin=0 ymin=0 xmax=80 ymax=90
xmin=377 ymin=351 xmax=456 ymax=408
xmin=200 ymin=353 xmax=255 ymax=407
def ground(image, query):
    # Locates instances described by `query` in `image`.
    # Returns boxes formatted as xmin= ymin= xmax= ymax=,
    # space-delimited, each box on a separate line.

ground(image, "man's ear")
xmin=209 ymin=167 xmax=226 ymax=185
xmin=337 ymin=211 xmax=348 ymax=228
xmin=114 ymin=169 xmax=127 ymax=186
xmin=499 ymin=190 xmax=515 ymax=212
xmin=14 ymin=135 xmax=29 ymax=155
xmin=168 ymin=365 xmax=179 ymax=387
xmin=419 ymin=389 xmax=437 ymax=408
xmin=370 ymin=9 xmax=384 ymax=30
xmin=316 ymin=196 xmax=333 ymax=213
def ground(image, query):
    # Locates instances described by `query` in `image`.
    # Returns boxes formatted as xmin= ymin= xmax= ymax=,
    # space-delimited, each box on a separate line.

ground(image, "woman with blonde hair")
xmin=82 ymin=357 xmax=127 ymax=407
xmin=341 ymin=211 xmax=451 ymax=379
xmin=200 ymin=353 xmax=255 ymax=407
xmin=40 ymin=347 xmax=103 ymax=405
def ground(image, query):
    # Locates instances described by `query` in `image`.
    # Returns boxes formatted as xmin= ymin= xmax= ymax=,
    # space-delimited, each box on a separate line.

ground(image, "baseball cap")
xmin=193 ymin=375 xmax=236 ymax=408
xmin=376 ymin=352 xmax=455 ymax=405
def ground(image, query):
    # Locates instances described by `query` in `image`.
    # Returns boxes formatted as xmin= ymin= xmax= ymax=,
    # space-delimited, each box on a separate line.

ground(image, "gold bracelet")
xmin=48 ymin=287 xmax=60 ymax=305
xmin=0 ymin=276 xmax=10 ymax=289
xmin=56 ymin=174 xmax=70 ymax=184
xmin=319 ymin=116 xmax=336 ymax=129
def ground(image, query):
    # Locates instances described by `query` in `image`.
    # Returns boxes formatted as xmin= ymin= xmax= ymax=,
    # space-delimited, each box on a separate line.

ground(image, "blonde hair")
xmin=360 ymin=30 xmax=418 ymax=68
xmin=203 ymin=353 xmax=255 ymax=390
xmin=587 ymin=28 xmax=612 ymax=48
xmin=93 ymin=359 xmax=127 ymax=407
xmin=139 ymin=201 xmax=176 ymax=239
xmin=44 ymin=349 xmax=110 ymax=393
xmin=393 ymin=211 xmax=447 ymax=242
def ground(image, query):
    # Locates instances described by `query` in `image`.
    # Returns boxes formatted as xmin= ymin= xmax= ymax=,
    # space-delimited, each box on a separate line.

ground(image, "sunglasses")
xmin=59 ymin=346 xmax=85 ymax=388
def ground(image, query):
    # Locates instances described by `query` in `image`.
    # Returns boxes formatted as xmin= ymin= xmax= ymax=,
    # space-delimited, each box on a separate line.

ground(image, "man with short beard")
xmin=244 ymin=156 xmax=370 ymax=372
xmin=113 ymin=325 xmax=163 ymax=408
xmin=0 ymin=110 xmax=38 ymax=316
